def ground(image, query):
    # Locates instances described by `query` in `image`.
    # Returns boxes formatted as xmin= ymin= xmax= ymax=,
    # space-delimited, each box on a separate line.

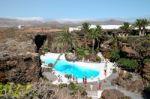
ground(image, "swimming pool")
xmin=43 ymin=58 xmax=100 ymax=79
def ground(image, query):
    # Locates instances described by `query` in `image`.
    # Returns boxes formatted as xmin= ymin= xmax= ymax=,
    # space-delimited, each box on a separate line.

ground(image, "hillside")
xmin=0 ymin=17 xmax=125 ymax=28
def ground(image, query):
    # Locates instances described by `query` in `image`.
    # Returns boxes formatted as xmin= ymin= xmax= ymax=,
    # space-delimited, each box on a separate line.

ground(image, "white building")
xmin=101 ymin=25 xmax=122 ymax=30
xmin=17 ymin=25 xmax=24 ymax=29
xmin=69 ymin=25 xmax=123 ymax=32
xmin=134 ymin=26 xmax=150 ymax=30
xmin=69 ymin=24 xmax=150 ymax=32
xmin=69 ymin=26 xmax=82 ymax=32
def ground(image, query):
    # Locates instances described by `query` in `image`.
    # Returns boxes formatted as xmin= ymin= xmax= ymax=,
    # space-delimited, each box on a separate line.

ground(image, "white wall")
xmin=101 ymin=25 xmax=122 ymax=30
xmin=69 ymin=25 xmax=150 ymax=32
xmin=69 ymin=25 xmax=123 ymax=32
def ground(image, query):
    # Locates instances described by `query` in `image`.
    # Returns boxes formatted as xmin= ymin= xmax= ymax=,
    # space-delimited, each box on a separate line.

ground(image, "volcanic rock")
xmin=121 ymin=45 xmax=140 ymax=58
xmin=112 ymin=71 xmax=144 ymax=93
xmin=101 ymin=89 xmax=131 ymax=99
xmin=143 ymin=62 xmax=150 ymax=81
xmin=65 ymin=53 xmax=77 ymax=61
xmin=0 ymin=37 xmax=41 ymax=83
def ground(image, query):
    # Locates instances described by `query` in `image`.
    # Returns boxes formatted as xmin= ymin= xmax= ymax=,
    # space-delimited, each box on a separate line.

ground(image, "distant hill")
xmin=0 ymin=18 xmax=43 ymax=27
xmin=0 ymin=17 xmax=125 ymax=28
xmin=89 ymin=19 xmax=125 ymax=25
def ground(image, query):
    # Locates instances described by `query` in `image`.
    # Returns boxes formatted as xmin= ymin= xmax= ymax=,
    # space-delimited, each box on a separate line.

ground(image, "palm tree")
xmin=134 ymin=19 xmax=149 ymax=36
xmin=82 ymin=22 xmax=90 ymax=49
xmin=58 ymin=30 xmax=73 ymax=52
xmin=120 ymin=22 xmax=130 ymax=36
xmin=141 ymin=19 xmax=149 ymax=36
xmin=88 ymin=25 xmax=102 ymax=53
xmin=95 ymin=25 xmax=102 ymax=49
xmin=134 ymin=19 xmax=143 ymax=36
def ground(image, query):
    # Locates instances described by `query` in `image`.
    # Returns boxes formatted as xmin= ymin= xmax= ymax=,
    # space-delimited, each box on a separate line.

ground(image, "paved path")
xmin=81 ymin=73 xmax=144 ymax=99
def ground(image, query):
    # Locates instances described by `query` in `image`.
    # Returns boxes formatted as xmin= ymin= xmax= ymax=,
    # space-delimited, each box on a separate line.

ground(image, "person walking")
xmin=97 ymin=78 xmax=102 ymax=90
xmin=83 ymin=76 xmax=85 ymax=84
xmin=84 ymin=76 xmax=87 ymax=87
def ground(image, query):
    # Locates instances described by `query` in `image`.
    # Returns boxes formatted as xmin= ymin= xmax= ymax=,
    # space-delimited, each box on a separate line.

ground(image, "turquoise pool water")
xmin=43 ymin=58 xmax=99 ymax=79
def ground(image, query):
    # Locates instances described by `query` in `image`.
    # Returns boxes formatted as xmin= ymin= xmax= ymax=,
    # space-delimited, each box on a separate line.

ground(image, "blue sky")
xmin=0 ymin=0 xmax=150 ymax=20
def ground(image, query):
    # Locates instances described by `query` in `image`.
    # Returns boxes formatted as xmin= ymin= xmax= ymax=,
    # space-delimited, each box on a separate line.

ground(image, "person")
xmin=83 ymin=76 xmax=85 ymax=84
xmin=98 ymin=82 xmax=102 ymax=90
xmin=84 ymin=76 xmax=87 ymax=87
xmin=97 ymin=78 xmax=101 ymax=90
xmin=72 ymin=76 xmax=75 ymax=81
xmin=104 ymin=69 xmax=107 ymax=77
xmin=105 ymin=61 xmax=108 ymax=68
xmin=58 ymin=75 xmax=61 ymax=82
xmin=97 ymin=77 xmax=100 ymax=83
xmin=104 ymin=69 xmax=107 ymax=83
xmin=64 ymin=72 xmax=67 ymax=77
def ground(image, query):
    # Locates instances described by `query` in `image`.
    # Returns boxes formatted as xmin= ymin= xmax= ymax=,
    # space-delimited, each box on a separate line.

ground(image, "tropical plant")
xmin=68 ymin=82 xmax=87 ymax=96
xmin=110 ymin=48 xmax=120 ymax=62
xmin=141 ymin=19 xmax=149 ymax=35
xmin=59 ymin=84 xmax=68 ymax=89
xmin=76 ymin=47 xmax=90 ymax=59
xmin=88 ymin=25 xmax=102 ymax=53
xmin=134 ymin=19 xmax=143 ymax=36
xmin=0 ymin=83 xmax=32 ymax=99
xmin=143 ymin=58 xmax=150 ymax=64
xmin=58 ymin=30 xmax=73 ymax=52
xmin=82 ymin=22 xmax=90 ymax=48
xmin=117 ymin=58 xmax=139 ymax=72
xmin=134 ymin=19 xmax=149 ymax=36
xmin=120 ymin=22 xmax=131 ymax=36
xmin=96 ymin=56 xmax=101 ymax=62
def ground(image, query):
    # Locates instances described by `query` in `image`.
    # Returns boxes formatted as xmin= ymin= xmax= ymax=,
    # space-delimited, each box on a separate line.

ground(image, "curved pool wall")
xmin=41 ymin=55 xmax=100 ymax=79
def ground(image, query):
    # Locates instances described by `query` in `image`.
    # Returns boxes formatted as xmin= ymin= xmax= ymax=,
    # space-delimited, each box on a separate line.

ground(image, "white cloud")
xmin=55 ymin=18 xmax=98 ymax=23
xmin=5 ymin=16 xmax=44 ymax=21
xmin=16 ymin=17 xmax=44 ymax=21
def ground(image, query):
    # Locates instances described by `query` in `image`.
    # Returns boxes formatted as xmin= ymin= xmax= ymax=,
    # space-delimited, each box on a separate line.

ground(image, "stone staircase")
xmin=87 ymin=91 xmax=99 ymax=99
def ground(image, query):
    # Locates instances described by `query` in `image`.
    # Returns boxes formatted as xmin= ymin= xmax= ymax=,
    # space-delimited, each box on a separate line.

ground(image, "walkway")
xmin=82 ymin=73 xmax=143 ymax=99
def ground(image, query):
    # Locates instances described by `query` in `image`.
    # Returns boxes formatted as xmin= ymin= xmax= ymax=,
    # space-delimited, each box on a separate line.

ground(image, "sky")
xmin=0 ymin=0 xmax=150 ymax=21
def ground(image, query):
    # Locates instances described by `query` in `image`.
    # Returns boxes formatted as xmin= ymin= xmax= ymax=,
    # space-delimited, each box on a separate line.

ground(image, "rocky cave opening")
xmin=34 ymin=34 xmax=47 ymax=53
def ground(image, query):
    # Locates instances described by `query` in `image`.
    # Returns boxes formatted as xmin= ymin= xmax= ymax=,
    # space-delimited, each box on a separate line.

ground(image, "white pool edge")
xmin=40 ymin=52 xmax=115 ymax=85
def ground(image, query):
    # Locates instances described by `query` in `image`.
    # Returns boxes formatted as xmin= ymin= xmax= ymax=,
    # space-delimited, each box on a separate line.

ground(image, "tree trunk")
xmin=142 ymin=27 xmax=146 ymax=36
xmin=139 ymin=28 xmax=142 ymax=36
xmin=97 ymin=39 xmax=100 ymax=51
xmin=84 ymin=36 xmax=87 ymax=49
xmin=92 ymin=39 xmax=95 ymax=53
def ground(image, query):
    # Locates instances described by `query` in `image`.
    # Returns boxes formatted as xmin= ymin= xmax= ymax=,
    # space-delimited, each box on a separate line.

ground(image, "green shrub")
xmin=59 ymin=84 xmax=68 ymax=89
xmin=144 ymin=58 xmax=150 ymax=64
xmin=44 ymin=47 xmax=49 ymax=52
xmin=113 ymin=68 xmax=117 ymax=73
xmin=68 ymin=82 xmax=86 ymax=96
xmin=76 ymin=47 xmax=85 ymax=59
xmin=96 ymin=56 xmax=101 ymax=62
xmin=117 ymin=58 xmax=139 ymax=71
xmin=0 ymin=83 xmax=32 ymax=98
xmin=127 ymin=73 xmax=133 ymax=80
xmin=76 ymin=47 xmax=90 ymax=59
xmin=68 ymin=82 xmax=79 ymax=90
xmin=142 ymin=40 xmax=150 ymax=48
xmin=80 ymin=88 xmax=87 ymax=96
xmin=110 ymin=48 xmax=120 ymax=62
xmin=103 ymin=52 xmax=111 ymax=59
